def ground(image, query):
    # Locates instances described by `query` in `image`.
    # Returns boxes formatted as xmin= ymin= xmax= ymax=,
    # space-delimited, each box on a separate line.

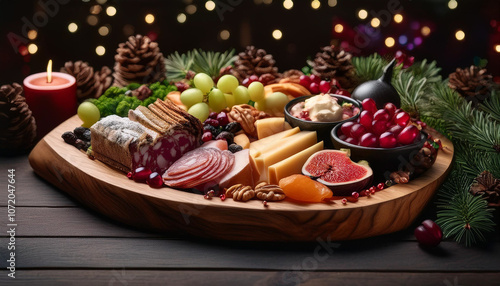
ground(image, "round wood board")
xmin=29 ymin=115 xmax=454 ymax=241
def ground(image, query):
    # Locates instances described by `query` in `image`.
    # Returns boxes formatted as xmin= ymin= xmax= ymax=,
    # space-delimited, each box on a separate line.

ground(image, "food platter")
xmin=29 ymin=115 xmax=454 ymax=241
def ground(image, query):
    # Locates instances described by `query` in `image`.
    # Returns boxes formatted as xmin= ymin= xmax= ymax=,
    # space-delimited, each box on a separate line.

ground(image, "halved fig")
xmin=302 ymin=150 xmax=373 ymax=196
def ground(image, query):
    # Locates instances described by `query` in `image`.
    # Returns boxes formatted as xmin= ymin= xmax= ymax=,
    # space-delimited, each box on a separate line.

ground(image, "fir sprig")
xmin=454 ymin=141 xmax=500 ymax=179
xmin=351 ymin=53 xmax=389 ymax=82
xmin=479 ymin=88 xmax=500 ymax=122
xmin=435 ymin=173 xmax=495 ymax=247
xmin=392 ymin=71 xmax=428 ymax=117
xmin=164 ymin=51 xmax=194 ymax=81
xmin=192 ymin=49 xmax=237 ymax=78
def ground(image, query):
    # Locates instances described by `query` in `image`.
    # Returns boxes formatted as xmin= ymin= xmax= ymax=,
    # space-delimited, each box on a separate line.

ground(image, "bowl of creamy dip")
xmin=284 ymin=94 xmax=361 ymax=148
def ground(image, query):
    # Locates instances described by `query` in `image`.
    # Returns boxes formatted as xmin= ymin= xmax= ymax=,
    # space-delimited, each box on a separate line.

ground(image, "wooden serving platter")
xmin=29 ymin=115 xmax=454 ymax=241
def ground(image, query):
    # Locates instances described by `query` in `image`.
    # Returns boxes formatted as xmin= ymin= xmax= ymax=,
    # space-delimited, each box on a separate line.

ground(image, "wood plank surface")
xmin=2 ymin=237 xmax=499 ymax=271
xmin=28 ymin=115 xmax=455 ymax=241
xmin=1 ymin=271 xmax=499 ymax=286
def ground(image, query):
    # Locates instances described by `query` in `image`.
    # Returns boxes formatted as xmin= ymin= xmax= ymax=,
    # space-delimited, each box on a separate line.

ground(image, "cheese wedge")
xmin=218 ymin=149 xmax=259 ymax=188
xmin=233 ymin=133 xmax=250 ymax=149
xmin=249 ymin=127 xmax=300 ymax=157
xmin=255 ymin=117 xmax=292 ymax=139
xmin=255 ymin=131 xmax=317 ymax=182
xmin=268 ymin=141 xmax=324 ymax=185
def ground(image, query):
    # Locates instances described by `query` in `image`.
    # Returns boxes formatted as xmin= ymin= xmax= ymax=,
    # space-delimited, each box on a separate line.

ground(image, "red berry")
xmin=359 ymin=110 xmax=373 ymax=129
xmin=263 ymin=200 xmax=268 ymax=207
xmin=249 ymin=75 xmax=259 ymax=82
xmin=202 ymin=132 xmax=213 ymax=142
xmin=384 ymin=102 xmax=397 ymax=118
xmin=345 ymin=137 xmax=359 ymax=145
xmin=388 ymin=125 xmax=403 ymax=135
xmin=373 ymin=109 xmax=390 ymax=121
xmin=217 ymin=112 xmax=229 ymax=126
xmin=350 ymin=124 xmax=367 ymax=139
xmin=379 ymin=132 xmax=397 ymax=148
xmin=242 ymin=77 xmax=251 ymax=87
xmin=299 ymin=75 xmax=312 ymax=87
xmin=220 ymin=194 xmax=226 ymax=201
xmin=377 ymin=183 xmax=385 ymax=190
xmin=208 ymin=112 xmax=218 ymax=119
xmin=340 ymin=121 xmax=355 ymax=136
xmin=341 ymin=198 xmax=347 ymax=204
xmin=394 ymin=111 xmax=410 ymax=127
xmin=372 ymin=120 xmax=388 ymax=136
xmin=309 ymin=82 xmax=320 ymax=94
xmin=334 ymin=89 xmax=351 ymax=97
xmin=127 ymin=172 xmax=133 ymax=179
xmin=398 ymin=125 xmax=420 ymax=145
xmin=362 ymin=98 xmax=377 ymax=114
xmin=351 ymin=192 xmax=360 ymax=199
xmin=330 ymin=78 xmax=339 ymax=88
xmin=319 ymin=80 xmax=331 ymax=93
xmin=147 ymin=172 xmax=164 ymax=188
xmin=204 ymin=118 xmax=219 ymax=127
xmin=309 ymin=74 xmax=321 ymax=84
xmin=359 ymin=133 xmax=378 ymax=147
xmin=132 ymin=167 xmax=152 ymax=183
xmin=414 ymin=219 xmax=442 ymax=247
xmin=369 ymin=186 xmax=377 ymax=193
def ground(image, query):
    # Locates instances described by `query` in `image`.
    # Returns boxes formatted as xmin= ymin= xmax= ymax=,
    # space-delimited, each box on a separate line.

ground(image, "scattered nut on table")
xmin=254 ymin=182 xmax=286 ymax=201
xmin=225 ymin=184 xmax=255 ymax=202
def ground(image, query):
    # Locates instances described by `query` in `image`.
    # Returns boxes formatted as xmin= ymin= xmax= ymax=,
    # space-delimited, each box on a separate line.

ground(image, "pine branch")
xmin=479 ymin=88 xmax=500 ymax=122
xmin=407 ymin=59 xmax=442 ymax=85
xmin=192 ymin=49 xmax=237 ymax=78
xmin=164 ymin=51 xmax=194 ymax=81
xmin=351 ymin=54 xmax=389 ymax=82
xmin=454 ymin=141 xmax=500 ymax=179
xmin=435 ymin=171 xmax=495 ymax=247
xmin=393 ymin=71 xmax=427 ymax=117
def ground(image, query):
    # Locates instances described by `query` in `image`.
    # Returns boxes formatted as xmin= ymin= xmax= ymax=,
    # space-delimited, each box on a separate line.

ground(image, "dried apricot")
xmin=279 ymin=174 xmax=332 ymax=203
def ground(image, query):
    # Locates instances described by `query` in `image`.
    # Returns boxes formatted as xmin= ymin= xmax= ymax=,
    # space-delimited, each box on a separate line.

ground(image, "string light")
xmin=421 ymin=26 xmax=431 ymax=36
xmin=358 ymin=9 xmax=368 ymax=20
xmin=272 ymin=29 xmax=282 ymax=40
xmin=27 ymin=30 xmax=37 ymax=40
xmin=495 ymin=44 xmax=500 ymax=53
xmin=394 ymin=14 xmax=403 ymax=23
xmin=186 ymin=4 xmax=197 ymax=14
xmin=87 ymin=15 xmax=98 ymax=26
xmin=328 ymin=0 xmax=337 ymax=7
xmin=106 ymin=6 xmax=116 ymax=16
xmin=68 ymin=23 xmax=78 ymax=33
xmin=455 ymin=30 xmax=465 ymax=41
xmin=371 ymin=18 xmax=381 ymax=28
xmin=220 ymin=30 xmax=230 ymax=40
xmin=334 ymin=24 xmax=343 ymax=33
xmin=205 ymin=1 xmax=216 ymax=11
xmin=95 ymin=45 xmax=106 ymax=56
xmin=177 ymin=13 xmax=187 ymax=23
xmin=145 ymin=14 xmax=155 ymax=24
xmin=398 ymin=35 xmax=408 ymax=45
xmin=283 ymin=0 xmax=293 ymax=10
xmin=98 ymin=26 xmax=110 ymax=36
xmin=311 ymin=0 xmax=320 ymax=9
xmin=448 ymin=0 xmax=458 ymax=9
xmin=385 ymin=37 xmax=395 ymax=47
xmin=28 ymin=43 xmax=38 ymax=54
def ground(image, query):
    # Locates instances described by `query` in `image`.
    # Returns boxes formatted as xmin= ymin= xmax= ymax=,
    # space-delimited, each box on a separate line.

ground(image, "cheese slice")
xmin=255 ymin=131 xmax=317 ymax=182
xmin=249 ymin=127 xmax=300 ymax=157
xmin=268 ymin=141 xmax=324 ymax=185
xmin=255 ymin=117 xmax=292 ymax=139
xmin=233 ymin=133 xmax=250 ymax=149
xmin=218 ymin=149 xmax=259 ymax=188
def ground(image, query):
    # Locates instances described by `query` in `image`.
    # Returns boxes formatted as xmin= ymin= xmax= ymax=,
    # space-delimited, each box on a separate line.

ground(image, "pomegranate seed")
xmin=202 ymin=132 xmax=213 ymax=142
xmin=217 ymin=112 xmax=229 ymax=126
xmin=372 ymin=120 xmax=388 ymax=136
xmin=263 ymin=200 xmax=268 ymax=207
xmin=369 ymin=186 xmax=376 ymax=194
xmin=373 ymin=109 xmax=390 ymax=121
xmin=133 ymin=167 xmax=152 ymax=183
xmin=379 ymin=131 xmax=397 ymax=148
xmin=339 ymin=134 xmax=347 ymax=141
xmin=220 ymin=194 xmax=226 ymax=201
xmin=341 ymin=198 xmax=347 ymax=204
xmin=299 ymin=75 xmax=312 ymax=87
xmin=340 ymin=121 xmax=355 ymax=136
xmin=249 ymin=75 xmax=259 ymax=82
xmin=350 ymin=124 xmax=367 ymax=139
xmin=207 ymin=190 xmax=215 ymax=198
xmin=377 ymin=183 xmax=385 ymax=190
xmin=359 ymin=110 xmax=373 ymax=129
xmin=398 ymin=125 xmax=420 ymax=145
xmin=127 ymin=172 xmax=133 ymax=179
xmin=359 ymin=133 xmax=378 ymax=147
xmin=384 ymin=102 xmax=397 ymax=118
xmin=330 ymin=78 xmax=339 ymax=88
xmin=203 ymin=195 xmax=210 ymax=200
xmin=319 ymin=80 xmax=331 ymax=93
xmin=335 ymin=89 xmax=351 ymax=97
xmin=147 ymin=172 xmax=163 ymax=188
xmin=388 ymin=125 xmax=403 ymax=135
xmin=414 ymin=219 xmax=442 ymax=247
xmin=394 ymin=111 xmax=410 ymax=127
xmin=309 ymin=82 xmax=320 ymax=94
xmin=352 ymin=192 xmax=360 ymax=199
xmin=362 ymin=98 xmax=378 ymax=114
xmin=344 ymin=137 xmax=359 ymax=145
xmin=309 ymin=74 xmax=321 ymax=84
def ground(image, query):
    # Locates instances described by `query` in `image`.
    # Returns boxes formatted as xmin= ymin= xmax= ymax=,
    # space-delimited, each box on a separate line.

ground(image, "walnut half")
xmin=255 ymin=182 xmax=286 ymax=201
xmin=228 ymin=104 xmax=269 ymax=137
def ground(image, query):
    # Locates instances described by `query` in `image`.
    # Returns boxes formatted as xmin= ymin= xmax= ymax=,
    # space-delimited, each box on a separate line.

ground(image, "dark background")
xmin=1 ymin=0 xmax=499 ymax=86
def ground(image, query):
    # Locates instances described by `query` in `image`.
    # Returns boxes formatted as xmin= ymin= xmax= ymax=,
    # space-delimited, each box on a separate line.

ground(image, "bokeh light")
xmin=106 ymin=6 xmax=116 ymax=16
xmin=145 ymin=14 xmax=155 ymax=24
xmin=220 ymin=30 xmax=230 ymax=40
xmin=95 ymin=45 xmax=106 ymax=56
xmin=272 ymin=29 xmax=282 ymax=40
xmin=68 ymin=22 xmax=78 ymax=33
xmin=177 ymin=13 xmax=187 ymax=23
xmin=385 ymin=37 xmax=395 ymax=47
xmin=371 ymin=18 xmax=381 ymax=28
xmin=421 ymin=26 xmax=431 ymax=36
xmin=394 ymin=14 xmax=403 ymax=23
xmin=205 ymin=1 xmax=215 ymax=11
xmin=358 ymin=9 xmax=368 ymax=20
xmin=283 ymin=0 xmax=293 ymax=10
xmin=334 ymin=24 xmax=343 ymax=33
xmin=455 ymin=30 xmax=465 ymax=41
xmin=311 ymin=0 xmax=320 ymax=9
xmin=27 ymin=30 xmax=37 ymax=40
xmin=28 ymin=43 xmax=38 ymax=54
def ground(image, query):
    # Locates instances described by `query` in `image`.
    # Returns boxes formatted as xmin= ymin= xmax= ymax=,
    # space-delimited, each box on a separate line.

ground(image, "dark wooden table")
xmin=1 ymin=154 xmax=499 ymax=286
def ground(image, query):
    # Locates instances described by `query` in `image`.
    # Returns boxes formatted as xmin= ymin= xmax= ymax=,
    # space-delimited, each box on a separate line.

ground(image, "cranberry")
xmin=340 ymin=121 xmax=355 ymax=136
xmin=204 ymin=118 xmax=219 ymax=128
xmin=359 ymin=133 xmax=378 ymax=147
xmin=359 ymin=110 xmax=373 ymax=129
xmin=309 ymin=82 xmax=320 ymax=94
xmin=384 ymin=102 xmax=397 ymax=118
xmin=208 ymin=112 xmax=218 ymax=119
xmin=388 ymin=124 xmax=403 ymax=135
xmin=394 ymin=111 xmax=410 ymax=127
xmin=202 ymin=131 xmax=213 ymax=142
xmin=147 ymin=172 xmax=164 ymax=188
xmin=249 ymin=75 xmax=259 ymax=82
xmin=398 ymin=125 xmax=420 ymax=145
xmin=373 ymin=109 xmax=390 ymax=122
xmin=379 ymin=131 xmax=397 ymax=148
xmin=372 ymin=120 xmax=388 ymax=136
xmin=216 ymin=112 xmax=229 ymax=126
xmin=414 ymin=219 xmax=442 ymax=247
xmin=299 ymin=75 xmax=312 ymax=87
xmin=309 ymin=74 xmax=321 ymax=84
xmin=242 ymin=77 xmax=251 ymax=87
xmin=319 ymin=80 xmax=331 ymax=93
xmin=132 ymin=167 xmax=152 ymax=183
xmin=345 ymin=137 xmax=358 ymax=145
xmin=362 ymin=98 xmax=378 ymax=114
xmin=350 ymin=124 xmax=367 ymax=139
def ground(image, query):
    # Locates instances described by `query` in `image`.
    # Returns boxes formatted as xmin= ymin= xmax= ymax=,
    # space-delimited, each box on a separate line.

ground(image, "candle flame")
xmin=47 ymin=60 xmax=53 ymax=83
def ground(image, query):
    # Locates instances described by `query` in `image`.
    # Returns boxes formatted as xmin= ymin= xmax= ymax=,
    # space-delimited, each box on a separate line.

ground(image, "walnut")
xmin=225 ymin=184 xmax=255 ymax=202
xmin=254 ymin=182 xmax=286 ymax=201
xmin=390 ymin=170 xmax=410 ymax=184
xmin=228 ymin=104 xmax=269 ymax=137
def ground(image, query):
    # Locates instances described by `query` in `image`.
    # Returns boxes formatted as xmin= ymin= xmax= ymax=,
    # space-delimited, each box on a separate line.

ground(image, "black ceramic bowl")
xmin=284 ymin=94 xmax=361 ymax=149
xmin=331 ymin=124 xmax=427 ymax=180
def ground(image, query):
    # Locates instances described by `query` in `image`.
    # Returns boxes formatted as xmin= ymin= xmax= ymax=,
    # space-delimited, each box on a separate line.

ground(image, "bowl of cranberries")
xmin=284 ymin=94 xmax=361 ymax=148
xmin=331 ymin=98 xmax=427 ymax=174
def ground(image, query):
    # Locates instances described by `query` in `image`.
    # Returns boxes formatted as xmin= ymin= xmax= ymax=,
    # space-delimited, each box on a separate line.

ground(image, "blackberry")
xmin=73 ymin=126 xmax=88 ymax=139
xmin=228 ymin=144 xmax=243 ymax=153
xmin=215 ymin=131 xmax=234 ymax=145
xmin=81 ymin=129 xmax=91 ymax=142
xmin=62 ymin=131 xmax=77 ymax=145
xmin=224 ymin=122 xmax=241 ymax=134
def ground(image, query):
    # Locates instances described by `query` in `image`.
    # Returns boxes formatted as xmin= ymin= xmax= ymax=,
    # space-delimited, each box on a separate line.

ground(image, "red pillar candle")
xmin=23 ymin=71 xmax=76 ymax=139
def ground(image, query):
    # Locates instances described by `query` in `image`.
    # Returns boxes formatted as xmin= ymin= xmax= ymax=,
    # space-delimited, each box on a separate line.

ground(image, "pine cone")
xmin=232 ymin=46 xmax=281 ymax=84
xmin=448 ymin=66 xmax=493 ymax=105
xmin=470 ymin=171 xmax=500 ymax=207
xmin=113 ymin=34 xmax=166 ymax=87
xmin=0 ymin=83 xmax=37 ymax=155
xmin=60 ymin=61 xmax=112 ymax=102
xmin=310 ymin=45 xmax=357 ymax=91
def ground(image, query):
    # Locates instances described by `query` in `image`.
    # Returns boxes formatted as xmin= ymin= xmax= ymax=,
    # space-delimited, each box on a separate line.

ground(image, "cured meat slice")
xmin=163 ymin=148 xmax=219 ymax=180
